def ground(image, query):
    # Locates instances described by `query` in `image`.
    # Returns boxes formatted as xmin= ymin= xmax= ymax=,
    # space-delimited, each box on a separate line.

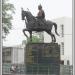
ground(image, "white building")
xmin=3 ymin=44 xmax=25 ymax=64
xmin=44 ymin=17 xmax=72 ymax=65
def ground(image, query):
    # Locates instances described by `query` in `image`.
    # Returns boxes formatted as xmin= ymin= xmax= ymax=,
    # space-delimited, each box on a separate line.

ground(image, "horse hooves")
xmin=54 ymin=40 xmax=56 ymax=42
xmin=51 ymin=40 xmax=56 ymax=43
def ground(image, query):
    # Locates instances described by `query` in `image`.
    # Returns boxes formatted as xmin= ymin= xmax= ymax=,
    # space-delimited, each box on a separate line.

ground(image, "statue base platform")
xmin=25 ymin=43 xmax=60 ymax=75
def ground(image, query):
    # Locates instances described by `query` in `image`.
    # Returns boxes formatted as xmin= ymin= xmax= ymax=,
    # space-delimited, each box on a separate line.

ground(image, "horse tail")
xmin=53 ymin=23 xmax=60 ymax=36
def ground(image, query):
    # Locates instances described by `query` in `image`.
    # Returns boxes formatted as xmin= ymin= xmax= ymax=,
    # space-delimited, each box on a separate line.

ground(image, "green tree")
xmin=2 ymin=0 xmax=15 ymax=38
xmin=22 ymin=35 xmax=41 ymax=44
xmin=27 ymin=35 xmax=41 ymax=43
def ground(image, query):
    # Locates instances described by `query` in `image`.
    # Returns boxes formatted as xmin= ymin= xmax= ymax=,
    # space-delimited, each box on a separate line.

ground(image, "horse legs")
xmin=50 ymin=32 xmax=56 ymax=42
xmin=46 ymin=30 xmax=56 ymax=42
xmin=46 ymin=30 xmax=53 ymax=42
xmin=23 ymin=29 xmax=28 ymax=38
xmin=52 ymin=33 xmax=56 ymax=42
xmin=29 ymin=31 xmax=32 ymax=42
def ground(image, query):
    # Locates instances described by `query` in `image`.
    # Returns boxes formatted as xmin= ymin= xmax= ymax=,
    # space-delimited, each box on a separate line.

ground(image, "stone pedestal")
xmin=25 ymin=43 xmax=60 ymax=75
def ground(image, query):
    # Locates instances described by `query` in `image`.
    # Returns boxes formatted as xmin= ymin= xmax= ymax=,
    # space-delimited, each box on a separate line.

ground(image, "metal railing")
xmin=2 ymin=63 xmax=73 ymax=75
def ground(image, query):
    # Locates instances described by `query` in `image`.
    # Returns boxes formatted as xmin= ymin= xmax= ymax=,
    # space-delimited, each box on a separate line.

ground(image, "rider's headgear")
xmin=38 ymin=4 xmax=42 ymax=9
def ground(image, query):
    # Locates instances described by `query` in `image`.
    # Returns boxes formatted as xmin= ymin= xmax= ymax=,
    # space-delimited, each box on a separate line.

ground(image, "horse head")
xmin=21 ymin=8 xmax=35 ymax=23
xmin=21 ymin=8 xmax=27 ymax=20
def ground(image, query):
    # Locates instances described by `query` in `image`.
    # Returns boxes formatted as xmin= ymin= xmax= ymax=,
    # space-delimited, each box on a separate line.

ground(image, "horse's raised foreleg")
xmin=23 ymin=29 xmax=28 ymax=38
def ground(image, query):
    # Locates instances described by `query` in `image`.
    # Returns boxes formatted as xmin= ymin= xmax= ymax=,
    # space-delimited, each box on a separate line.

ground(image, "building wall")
xmin=44 ymin=17 xmax=72 ymax=65
xmin=3 ymin=46 xmax=24 ymax=64
xmin=12 ymin=47 xmax=24 ymax=64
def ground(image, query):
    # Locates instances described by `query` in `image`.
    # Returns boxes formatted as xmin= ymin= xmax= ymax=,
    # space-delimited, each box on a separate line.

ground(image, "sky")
xmin=3 ymin=0 xmax=72 ymax=64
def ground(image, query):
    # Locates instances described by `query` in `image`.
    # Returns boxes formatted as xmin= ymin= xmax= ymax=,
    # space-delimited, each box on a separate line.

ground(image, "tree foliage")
xmin=2 ymin=0 xmax=15 ymax=38
xmin=27 ymin=35 xmax=41 ymax=43
xmin=22 ymin=35 xmax=41 ymax=44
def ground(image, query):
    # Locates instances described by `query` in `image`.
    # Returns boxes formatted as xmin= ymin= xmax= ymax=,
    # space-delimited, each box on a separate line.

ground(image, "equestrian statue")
xmin=21 ymin=5 xmax=60 ymax=43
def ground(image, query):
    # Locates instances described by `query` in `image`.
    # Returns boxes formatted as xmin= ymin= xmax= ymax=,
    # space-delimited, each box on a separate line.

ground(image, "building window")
xmin=2 ymin=48 xmax=11 ymax=63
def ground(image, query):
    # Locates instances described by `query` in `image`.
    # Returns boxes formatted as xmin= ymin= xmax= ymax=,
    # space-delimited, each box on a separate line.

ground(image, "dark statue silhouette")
xmin=21 ymin=8 xmax=60 ymax=42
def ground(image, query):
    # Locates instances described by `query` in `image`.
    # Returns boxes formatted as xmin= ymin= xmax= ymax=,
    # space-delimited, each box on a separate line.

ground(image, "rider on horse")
xmin=36 ymin=4 xmax=45 ymax=19
xmin=36 ymin=4 xmax=46 ymax=26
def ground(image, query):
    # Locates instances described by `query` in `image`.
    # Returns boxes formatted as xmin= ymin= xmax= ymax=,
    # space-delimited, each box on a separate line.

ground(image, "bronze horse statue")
xmin=21 ymin=8 xmax=60 ymax=42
